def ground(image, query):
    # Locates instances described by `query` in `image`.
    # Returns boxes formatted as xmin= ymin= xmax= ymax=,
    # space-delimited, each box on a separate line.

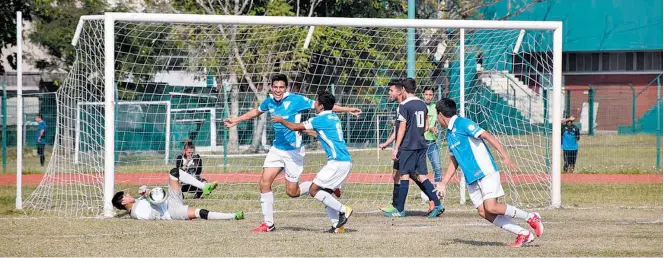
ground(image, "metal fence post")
xmin=564 ymin=89 xmax=570 ymax=118
xmin=1 ymin=77 xmax=6 ymax=172
xmin=656 ymin=77 xmax=661 ymax=170
xmin=588 ymin=86 xmax=595 ymax=136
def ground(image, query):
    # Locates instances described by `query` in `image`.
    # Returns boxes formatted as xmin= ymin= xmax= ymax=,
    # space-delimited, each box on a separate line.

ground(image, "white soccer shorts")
xmin=467 ymin=172 xmax=505 ymax=209
xmin=166 ymin=186 xmax=189 ymax=220
xmin=313 ymin=160 xmax=352 ymax=190
xmin=263 ymin=146 xmax=305 ymax=183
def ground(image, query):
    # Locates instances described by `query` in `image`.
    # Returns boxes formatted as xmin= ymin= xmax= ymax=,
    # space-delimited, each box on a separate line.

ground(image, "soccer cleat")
xmin=336 ymin=206 xmax=353 ymax=228
xmin=234 ymin=211 xmax=245 ymax=220
xmin=202 ymin=182 xmax=218 ymax=198
xmin=326 ymin=226 xmax=346 ymax=233
xmin=383 ymin=210 xmax=407 ymax=217
xmin=527 ymin=212 xmax=544 ymax=237
xmin=379 ymin=204 xmax=396 ymax=213
xmin=250 ymin=222 xmax=275 ymax=232
xmin=427 ymin=201 xmax=435 ymax=214
xmin=427 ymin=204 xmax=445 ymax=218
xmin=334 ymin=188 xmax=342 ymax=198
xmin=508 ymin=232 xmax=535 ymax=247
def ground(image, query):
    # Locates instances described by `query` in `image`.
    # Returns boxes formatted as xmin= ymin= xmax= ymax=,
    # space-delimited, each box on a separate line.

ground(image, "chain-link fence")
xmin=564 ymin=75 xmax=662 ymax=173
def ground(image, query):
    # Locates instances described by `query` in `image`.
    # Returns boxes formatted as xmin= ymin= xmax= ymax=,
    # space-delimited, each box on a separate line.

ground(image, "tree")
xmin=0 ymin=0 xmax=35 ymax=74
xmin=145 ymin=0 xmax=320 ymax=153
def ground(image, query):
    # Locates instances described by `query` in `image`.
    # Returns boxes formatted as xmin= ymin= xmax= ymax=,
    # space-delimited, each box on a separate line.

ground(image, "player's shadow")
xmin=453 ymin=238 xmax=504 ymax=246
xmin=406 ymin=211 xmax=430 ymax=217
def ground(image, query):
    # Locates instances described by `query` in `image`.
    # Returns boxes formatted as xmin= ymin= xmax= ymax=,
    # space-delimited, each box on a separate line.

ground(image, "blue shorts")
xmin=398 ymin=149 xmax=427 ymax=175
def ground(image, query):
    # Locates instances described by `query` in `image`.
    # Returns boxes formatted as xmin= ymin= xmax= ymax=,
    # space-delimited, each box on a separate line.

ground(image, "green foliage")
xmin=0 ymin=0 xmax=35 ymax=74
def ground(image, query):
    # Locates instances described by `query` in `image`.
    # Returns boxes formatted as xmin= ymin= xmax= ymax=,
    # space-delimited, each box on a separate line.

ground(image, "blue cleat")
xmin=427 ymin=205 xmax=445 ymax=218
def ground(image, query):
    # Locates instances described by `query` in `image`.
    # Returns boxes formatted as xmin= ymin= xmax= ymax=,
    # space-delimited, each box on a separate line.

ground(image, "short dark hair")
xmin=388 ymin=79 xmax=402 ymax=88
xmin=422 ymin=87 xmax=434 ymax=93
xmin=316 ymin=90 xmax=336 ymax=110
xmin=112 ymin=191 xmax=126 ymax=210
xmin=436 ymin=98 xmax=457 ymax=118
xmin=401 ymin=78 xmax=417 ymax=93
xmin=271 ymin=74 xmax=288 ymax=86
xmin=36 ymin=114 xmax=42 ymax=119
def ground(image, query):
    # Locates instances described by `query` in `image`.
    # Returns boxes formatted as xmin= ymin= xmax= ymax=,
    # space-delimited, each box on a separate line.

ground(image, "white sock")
xmin=505 ymin=205 xmax=530 ymax=221
xmin=299 ymin=181 xmax=313 ymax=196
xmin=260 ymin=192 xmax=275 ymax=226
xmin=420 ymin=191 xmax=430 ymax=202
xmin=178 ymin=171 xmax=205 ymax=189
xmin=325 ymin=205 xmax=339 ymax=227
xmin=314 ymin=191 xmax=345 ymax=213
xmin=195 ymin=208 xmax=235 ymax=220
xmin=207 ymin=211 xmax=235 ymax=220
xmin=493 ymin=215 xmax=529 ymax=235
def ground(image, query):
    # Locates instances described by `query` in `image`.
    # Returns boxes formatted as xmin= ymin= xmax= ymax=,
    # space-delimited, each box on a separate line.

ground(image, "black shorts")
xmin=563 ymin=150 xmax=578 ymax=165
xmin=37 ymin=144 xmax=45 ymax=156
xmin=398 ymin=149 xmax=427 ymax=175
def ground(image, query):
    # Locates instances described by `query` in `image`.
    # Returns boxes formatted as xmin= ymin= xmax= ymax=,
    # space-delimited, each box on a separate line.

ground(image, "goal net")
xmin=23 ymin=14 xmax=562 ymax=217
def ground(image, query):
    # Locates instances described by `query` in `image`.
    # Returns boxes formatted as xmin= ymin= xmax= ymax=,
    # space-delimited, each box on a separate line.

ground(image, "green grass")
xmin=2 ymin=134 xmax=661 ymax=175
xmin=0 ymin=183 xmax=661 ymax=256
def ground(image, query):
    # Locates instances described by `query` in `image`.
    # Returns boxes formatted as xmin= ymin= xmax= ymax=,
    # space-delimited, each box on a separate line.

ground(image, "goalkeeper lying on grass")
xmin=112 ymin=169 xmax=244 ymax=221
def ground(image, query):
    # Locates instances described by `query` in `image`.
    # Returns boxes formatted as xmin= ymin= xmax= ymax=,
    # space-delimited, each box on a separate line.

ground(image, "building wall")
xmin=483 ymin=0 xmax=663 ymax=52
xmin=564 ymin=74 xmax=659 ymax=131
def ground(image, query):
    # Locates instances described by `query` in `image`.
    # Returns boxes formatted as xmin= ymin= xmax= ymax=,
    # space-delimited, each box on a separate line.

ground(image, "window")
xmin=564 ymin=51 xmax=661 ymax=73
xmin=567 ymin=53 xmax=577 ymax=71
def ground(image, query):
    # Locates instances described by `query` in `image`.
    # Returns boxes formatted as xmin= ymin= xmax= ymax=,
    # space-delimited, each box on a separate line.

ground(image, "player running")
xmin=111 ymin=170 xmax=244 ymax=221
xmin=433 ymin=98 xmax=544 ymax=247
xmin=272 ymin=90 xmax=354 ymax=233
xmin=224 ymin=74 xmax=361 ymax=232
xmin=383 ymin=78 xmax=444 ymax=218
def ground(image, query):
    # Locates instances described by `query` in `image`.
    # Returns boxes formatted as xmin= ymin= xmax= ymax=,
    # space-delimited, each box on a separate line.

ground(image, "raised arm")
xmin=271 ymin=115 xmax=307 ymax=131
xmin=479 ymin=131 xmax=519 ymax=170
xmin=224 ymin=108 xmax=264 ymax=128
xmin=332 ymin=105 xmax=362 ymax=117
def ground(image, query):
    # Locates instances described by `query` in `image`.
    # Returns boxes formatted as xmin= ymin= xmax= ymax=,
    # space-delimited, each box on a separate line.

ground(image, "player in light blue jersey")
xmin=224 ymin=74 xmax=361 ymax=232
xmin=272 ymin=90 xmax=354 ymax=233
xmin=434 ymin=98 xmax=544 ymax=247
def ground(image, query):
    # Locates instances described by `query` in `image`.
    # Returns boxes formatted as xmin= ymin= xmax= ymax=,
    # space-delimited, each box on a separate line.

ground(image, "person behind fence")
xmin=35 ymin=115 xmax=46 ymax=166
xmin=561 ymin=116 xmax=580 ymax=173
xmin=419 ymin=87 xmax=443 ymax=213
xmin=174 ymin=140 xmax=207 ymax=198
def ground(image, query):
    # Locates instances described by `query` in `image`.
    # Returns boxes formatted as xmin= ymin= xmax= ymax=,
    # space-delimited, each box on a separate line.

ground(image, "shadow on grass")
xmin=280 ymin=226 xmax=358 ymax=233
xmin=453 ymin=238 xmax=504 ymax=247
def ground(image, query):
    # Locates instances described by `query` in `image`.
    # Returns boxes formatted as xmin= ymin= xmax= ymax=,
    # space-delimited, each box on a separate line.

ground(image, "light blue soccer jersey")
xmin=445 ymin=115 xmax=498 ymax=185
xmin=258 ymin=92 xmax=315 ymax=151
xmin=303 ymin=110 xmax=352 ymax=162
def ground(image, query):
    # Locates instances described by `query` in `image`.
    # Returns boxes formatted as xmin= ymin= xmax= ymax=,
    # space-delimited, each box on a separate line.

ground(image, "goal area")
xmin=21 ymin=13 xmax=562 ymax=217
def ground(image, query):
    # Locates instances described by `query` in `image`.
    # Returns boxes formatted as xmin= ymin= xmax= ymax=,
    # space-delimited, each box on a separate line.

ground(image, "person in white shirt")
xmin=111 ymin=170 xmax=244 ymax=221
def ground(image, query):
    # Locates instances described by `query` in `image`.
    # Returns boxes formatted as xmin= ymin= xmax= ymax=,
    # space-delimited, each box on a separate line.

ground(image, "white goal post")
xmin=29 ymin=13 xmax=562 ymax=218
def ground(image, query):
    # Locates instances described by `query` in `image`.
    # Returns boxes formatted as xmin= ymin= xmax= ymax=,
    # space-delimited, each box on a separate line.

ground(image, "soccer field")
xmin=0 ymin=183 xmax=661 ymax=256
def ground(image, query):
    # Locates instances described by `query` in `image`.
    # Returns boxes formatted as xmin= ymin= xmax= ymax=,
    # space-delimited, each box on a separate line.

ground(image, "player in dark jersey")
xmin=384 ymin=78 xmax=444 ymax=218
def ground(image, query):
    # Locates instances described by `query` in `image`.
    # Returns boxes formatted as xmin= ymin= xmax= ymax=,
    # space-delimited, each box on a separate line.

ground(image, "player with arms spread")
xmin=434 ymin=98 xmax=544 ymax=247
xmin=112 ymin=169 xmax=243 ymax=221
xmin=272 ymin=90 xmax=354 ymax=233
xmin=384 ymin=78 xmax=444 ymax=218
xmin=224 ymin=74 xmax=361 ymax=232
